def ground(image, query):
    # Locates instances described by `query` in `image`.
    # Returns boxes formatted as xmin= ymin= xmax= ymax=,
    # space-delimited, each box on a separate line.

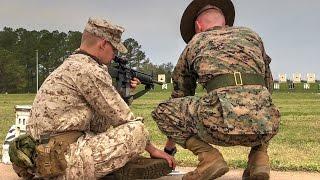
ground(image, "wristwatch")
xmin=164 ymin=147 xmax=177 ymax=156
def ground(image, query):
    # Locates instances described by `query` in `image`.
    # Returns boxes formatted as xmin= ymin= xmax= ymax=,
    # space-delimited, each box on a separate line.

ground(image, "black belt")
xmin=205 ymin=72 xmax=265 ymax=92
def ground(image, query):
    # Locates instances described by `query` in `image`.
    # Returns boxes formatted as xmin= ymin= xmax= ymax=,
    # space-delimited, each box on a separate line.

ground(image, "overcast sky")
xmin=1 ymin=0 xmax=319 ymax=80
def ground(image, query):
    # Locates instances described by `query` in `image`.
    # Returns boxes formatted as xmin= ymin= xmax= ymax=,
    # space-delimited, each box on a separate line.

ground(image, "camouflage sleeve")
xmin=76 ymin=66 xmax=135 ymax=127
xmin=259 ymin=38 xmax=274 ymax=93
xmin=171 ymin=47 xmax=197 ymax=98
xmin=264 ymin=53 xmax=273 ymax=93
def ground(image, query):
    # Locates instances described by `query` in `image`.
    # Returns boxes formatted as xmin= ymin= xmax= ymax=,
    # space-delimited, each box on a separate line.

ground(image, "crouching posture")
xmin=9 ymin=17 xmax=175 ymax=179
xmin=152 ymin=0 xmax=280 ymax=179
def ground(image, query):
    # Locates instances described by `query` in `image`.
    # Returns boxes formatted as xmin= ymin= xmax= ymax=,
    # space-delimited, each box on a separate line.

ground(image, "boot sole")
xmin=250 ymin=166 xmax=270 ymax=180
xmin=182 ymin=160 xmax=229 ymax=180
xmin=114 ymin=158 xmax=172 ymax=180
xmin=242 ymin=168 xmax=250 ymax=180
xmin=208 ymin=160 xmax=229 ymax=180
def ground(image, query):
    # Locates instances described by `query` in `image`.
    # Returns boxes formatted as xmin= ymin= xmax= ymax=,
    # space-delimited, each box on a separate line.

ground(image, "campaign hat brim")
xmin=180 ymin=0 xmax=235 ymax=43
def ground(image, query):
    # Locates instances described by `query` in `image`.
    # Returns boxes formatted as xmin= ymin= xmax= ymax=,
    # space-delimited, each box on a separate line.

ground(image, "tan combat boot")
xmin=182 ymin=136 xmax=229 ymax=180
xmin=242 ymin=144 xmax=270 ymax=180
xmin=108 ymin=156 xmax=172 ymax=180
xmin=242 ymin=148 xmax=254 ymax=180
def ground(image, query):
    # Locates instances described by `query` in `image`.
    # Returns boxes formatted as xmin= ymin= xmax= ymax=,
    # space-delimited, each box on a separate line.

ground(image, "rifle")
xmin=108 ymin=56 xmax=162 ymax=105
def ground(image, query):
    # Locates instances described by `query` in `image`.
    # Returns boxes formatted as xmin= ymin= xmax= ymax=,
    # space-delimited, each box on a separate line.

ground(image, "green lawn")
xmin=1 ymin=88 xmax=320 ymax=172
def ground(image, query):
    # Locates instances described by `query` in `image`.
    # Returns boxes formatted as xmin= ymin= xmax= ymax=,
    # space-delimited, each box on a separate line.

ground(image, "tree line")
xmin=0 ymin=27 xmax=173 ymax=93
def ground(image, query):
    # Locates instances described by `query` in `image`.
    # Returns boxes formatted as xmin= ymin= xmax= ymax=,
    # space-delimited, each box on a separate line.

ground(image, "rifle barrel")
xmin=153 ymin=80 xmax=163 ymax=85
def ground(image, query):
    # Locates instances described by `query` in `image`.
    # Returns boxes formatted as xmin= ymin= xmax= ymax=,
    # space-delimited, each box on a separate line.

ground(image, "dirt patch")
xmin=1 ymin=163 xmax=320 ymax=180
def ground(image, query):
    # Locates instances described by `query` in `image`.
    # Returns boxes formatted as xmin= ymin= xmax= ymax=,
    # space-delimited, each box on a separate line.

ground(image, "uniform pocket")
xmin=35 ymin=140 xmax=68 ymax=178
xmin=216 ymin=86 xmax=280 ymax=135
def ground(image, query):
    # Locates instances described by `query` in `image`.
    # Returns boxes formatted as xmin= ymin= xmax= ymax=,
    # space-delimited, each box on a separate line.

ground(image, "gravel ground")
xmin=1 ymin=163 xmax=320 ymax=180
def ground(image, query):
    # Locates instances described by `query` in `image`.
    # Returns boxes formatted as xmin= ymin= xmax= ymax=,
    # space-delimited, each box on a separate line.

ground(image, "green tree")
xmin=0 ymin=27 xmax=85 ymax=93
xmin=37 ymin=30 xmax=70 ymax=84
xmin=66 ymin=31 xmax=82 ymax=54
xmin=0 ymin=27 xmax=17 ymax=51
xmin=158 ymin=62 xmax=174 ymax=82
xmin=0 ymin=48 xmax=26 ymax=93
xmin=15 ymin=28 xmax=40 ymax=92
xmin=119 ymin=38 xmax=146 ymax=69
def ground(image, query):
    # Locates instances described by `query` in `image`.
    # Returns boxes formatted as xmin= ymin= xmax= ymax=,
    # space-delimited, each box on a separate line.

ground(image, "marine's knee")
xmin=152 ymin=102 xmax=172 ymax=121
xmin=125 ymin=121 xmax=149 ymax=141
xmin=152 ymin=103 xmax=164 ymax=115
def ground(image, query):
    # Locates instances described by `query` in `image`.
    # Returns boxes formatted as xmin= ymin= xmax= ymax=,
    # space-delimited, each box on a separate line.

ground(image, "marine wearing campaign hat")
xmin=152 ymin=0 xmax=279 ymax=179
xmin=180 ymin=0 xmax=235 ymax=43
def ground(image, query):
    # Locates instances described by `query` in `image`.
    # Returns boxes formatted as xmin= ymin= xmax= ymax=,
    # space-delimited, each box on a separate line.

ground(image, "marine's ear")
xmin=195 ymin=20 xmax=203 ymax=33
xmin=99 ymin=39 xmax=108 ymax=50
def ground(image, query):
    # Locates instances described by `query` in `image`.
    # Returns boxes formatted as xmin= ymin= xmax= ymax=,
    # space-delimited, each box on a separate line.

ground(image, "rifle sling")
xmin=133 ymin=87 xmax=152 ymax=100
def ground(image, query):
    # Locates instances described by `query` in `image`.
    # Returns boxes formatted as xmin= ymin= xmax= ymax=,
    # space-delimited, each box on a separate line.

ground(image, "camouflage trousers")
xmin=152 ymin=93 xmax=276 ymax=148
xmin=55 ymin=121 xmax=148 ymax=180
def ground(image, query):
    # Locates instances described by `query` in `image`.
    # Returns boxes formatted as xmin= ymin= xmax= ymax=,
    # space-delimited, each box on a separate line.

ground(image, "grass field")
xmin=1 ymin=86 xmax=320 ymax=172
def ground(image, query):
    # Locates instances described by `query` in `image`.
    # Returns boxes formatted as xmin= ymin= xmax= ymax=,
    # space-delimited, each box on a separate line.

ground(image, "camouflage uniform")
xmin=27 ymin=18 xmax=149 ymax=179
xmin=152 ymin=26 xmax=280 ymax=148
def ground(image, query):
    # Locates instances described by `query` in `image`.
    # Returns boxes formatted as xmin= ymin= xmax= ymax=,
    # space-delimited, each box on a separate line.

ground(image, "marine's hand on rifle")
xmin=109 ymin=56 xmax=160 ymax=104
xmin=130 ymin=77 xmax=141 ymax=90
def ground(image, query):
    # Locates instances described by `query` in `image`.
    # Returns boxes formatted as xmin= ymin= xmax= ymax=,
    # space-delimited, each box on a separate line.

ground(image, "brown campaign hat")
xmin=180 ymin=0 xmax=235 ymax=43
xmin=85 ymin=17 xmax=128 ymax=54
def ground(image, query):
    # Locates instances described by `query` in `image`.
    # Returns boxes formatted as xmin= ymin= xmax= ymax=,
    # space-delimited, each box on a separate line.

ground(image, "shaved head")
xmin=81 ymin=30 xmax=102 ymax=47
xmin=195 ymin=7 xmax=226 ymax=33
xmin=80 ymin=31 xmax=116 ymax=65
xmin=197 ymin=8 xmax=225 ymax=25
